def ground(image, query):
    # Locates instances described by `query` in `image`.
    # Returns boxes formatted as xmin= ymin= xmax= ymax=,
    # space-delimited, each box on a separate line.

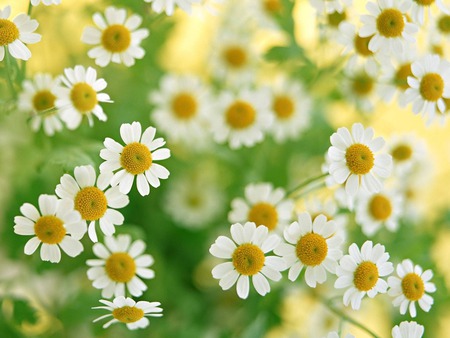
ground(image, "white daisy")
xmin=87 ymin=234 xmax=155 ymax=298
xmin=209 ymin=222 xmax=285 ymax=299
xmin=13 ymin=194 xmax=86 ymax=263
xmin=388 ymin=259 xmax=436 ymax=317
xmin=387 ymin=134 xmax=427 ymax=176
xmin=433 ymin=14 xmax=450 ymax=40
xmin=228 ymin=182 xmax=294 ymax=233
xmin=81 ymin=7 xmax=149 ymax=67
xmin=99 ymin=121 xmax=171 ymax=196
xmin=334 ymin=240 xmax=394 ymax=310
xmin=359 ymin=0 xmax=418 ymax=55
xmin=55 ymin=165 xmax=129 ymax=243
xmin=18 ymin=73 xmax=64 ymax=136
xmin=342 ymin=67 xmax=380 ymax=112
xmin=55 ymin=65 xmax=112 ymax=130
xmin=392 ymin=321 xmax=424 ymax=338
xmin=0 ymin=5 xmax=41 ymax=61
xmin=327 ymin=122 xmax=392 ymax=196
xmin=316 ymin=3 xmax=353 ymax=35
xmin=274 ymin=212 xmax=343 ymax=287
xmin=309 ymin=0 xmax=352 ymax=13
xmin=93 ymin=296 xmax=162 ymax=330
xmin=144 ymin=0 xmax=201 ymax=15
xmin=304 ymin=197 xmax=348 ymax=239
xmin=31 ymin=0 xmax=61 ymax=6
xmin=410 ymin=0 xmax=449 ymax=25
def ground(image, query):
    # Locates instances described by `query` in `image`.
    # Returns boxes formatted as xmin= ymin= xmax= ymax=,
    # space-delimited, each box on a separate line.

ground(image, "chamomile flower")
xmin=55 ymin=165 xmax=129 ymax=243
xmin=55 ymin=65 xmax=112 ymax=129
xmin=246 ymin=0 xmax=284 ymax=30
xmin=274 ymin=212 xmax=343 ymax=287
xmin=392 ymin=321 xmax=424 ymax=338
xmin=327 ymin=123 xmax=392 ymax=196
xmin=304 ymin=197 xmax=348 ymax=238
xmin=228 ymin=183 xmax=294 ymax=233
xmin=18 ymin=73 xmax=63 ymax=136
xmin=99 ymin=121 xmax=170 ymax=196
xmin=342 ymin=67 xmax=380 ymax=112
xmin=93 ymin=296 xmax=162 ymax=330
xmin=31 ymin=0 xmax=61 ymax=6
xmin=309 ymin=0 xmax=352 ymax=13
xmin=410 ymin=0 xmax=449 ymax=25
xmin=387 ymin=134 xmax=427 ymax=176
xmin=14 ymin=195 xmax=86 ymax=263
xmin=434 ymin=14 xmax=450 ymax=40
xmin=388 ymin=259 xmax=436 ymax=317
xmin=87 ymin=234 xmax=155 ymax=298
xmin=144 ymin=0 xmax=200 ymax=15
xmin=81 ymin=7 xmax=149 ymax=67
xmin=209 ymin=222 xmax=285 ymax=299
xmin=335 ymin=240 xmax=394 ymax=310
xmin=0 ymin=6 xmax=41 ymax=61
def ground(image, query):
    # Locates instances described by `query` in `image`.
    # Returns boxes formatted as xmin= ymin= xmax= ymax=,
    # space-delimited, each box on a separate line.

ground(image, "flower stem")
xmin=4 ymin=49 xmax=17 ymax=99
xmin=287 ymin=173 xmax=327 ymax=197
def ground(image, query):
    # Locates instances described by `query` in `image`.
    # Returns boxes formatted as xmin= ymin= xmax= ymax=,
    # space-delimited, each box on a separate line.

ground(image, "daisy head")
xmin=144 ymin=0 xmax=200 ymax=15
xmin=55 ymin=165 xmax=129 ymax=243
xmin=387 ymin=134 xmax=427 ymax=176
xmin=435 ymin=13 xmax=450 ymax=39
xmin=327 ymin=123 xmax=392 ymax=196
xmin=391 ymin=321 xmax=424 ymax=338
xmin=388 ymin=259 xmax=436 ymax=317
xmin=410 ymin=0 xmax=449 ymax=25
xmin=274 ymin=212 xmax=343 ymax=287
xmin=334 ymin=240 xmax=394 ymax=310
xmin=99 ymin=121 xmax=171 ymax=196
xmin=0 ymin=6 xmax=41 ymax=61
xmin=209 ymin=222 xmax=285 ymax=299
xmin=93 ymin=296 xmax=162 ymax=330
xmin=342 ymin=67 xmax=380 ymax=112
xmin=87 ymin=234 xmax=155 ymax=298
xmin=82 ymin=6 xmax=149 ymax=67
xmin=14 ymin=194 xmax=86 ymax=263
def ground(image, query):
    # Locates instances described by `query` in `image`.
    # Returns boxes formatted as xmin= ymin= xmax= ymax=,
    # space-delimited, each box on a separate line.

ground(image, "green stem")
xmin=286 ymin=173 xmax=327 ymax=197
xmin=28 ymin=0 xmax=33 ymax=15
xmin=4 ymin=49 xmax=17 ymax=99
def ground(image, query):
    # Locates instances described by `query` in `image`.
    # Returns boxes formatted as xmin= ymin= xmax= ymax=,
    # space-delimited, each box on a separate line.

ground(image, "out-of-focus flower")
xmin=31 ymin=0 xmax=61 ymax=6
xmin=410 ymin=0 xmax=449 ymax=25
xmin=391 ymin=321 xmax=424 ymax=338
xmin=144 ymin=0 xmax=200 ymax=15
xmin=387 ymin=134 xmax=427 ymax=176
xmin=342 ymin=67 xmax=380 ymax=112
xmin=309 ymin=0 xmax=352 ymax=13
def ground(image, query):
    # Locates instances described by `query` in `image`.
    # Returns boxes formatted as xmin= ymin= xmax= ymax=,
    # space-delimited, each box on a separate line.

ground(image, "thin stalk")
xmin=287 ymin=173 xmax=327 ymax=197
xmin=4 ymin=50 xmax=17 ymax=99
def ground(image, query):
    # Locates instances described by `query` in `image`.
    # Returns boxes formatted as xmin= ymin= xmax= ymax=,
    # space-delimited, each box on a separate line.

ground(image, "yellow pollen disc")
xmin=101 ymin=24 xmax=131 ymax=53
xmin=345 ymin=143 xmax=375 ymax=175
xmin=264 ymin=0 xmax=282 ymax=13
xmin=391 ymin=144 xmax=412 ymax=161
xmin=105 ymin=252 xmax=136 ymax=283
xmin=247 ymin=202 xmax=279 ymax=231
xmin=222 ymin=46 xmax=247 ymax=69
xmin=296 ymin=233 xmax=328 ymax=266
xmin=171 ymin=92 xmax=197 ymax=119
xmin=70 ymin=83 xmax=98 ymax=113
xmin=354 ymin=261 xmax=379 ymax=291
xmin=438 ymin=15 xmax=450 ymax=34
xmin=401 ymin=273 xmax=425 ymax=301
xmin=420 ymin=73 xmax=444 ymax=102
xmin=0 ymin=19 xmax=19 ymax=46
xmin=368 ymin=194 xmax=392 ymax=221
xmin=34 ymin=215 xmax=66 ymax=244
xmin=394 ymin=63 xmax=413 ymax=90
xmin=273 ymin=95 xmax=295 ymax=119
xmin=327 ymin=11 xmax=347 ymax=27
xmin=351 ymin=73 xmax=374 ymax=96
xmin=112 ymin=306 xmax=144 ymax=323
xmin=32 ymin=90 xmax=57 ymax=113
xmin=415 ymin=0 xmax=434 ymax=6
xmin=74 ymin=187 xmax=108 ymax=221
xmin=376 ymin=9 xmax=405 ymax=38
xmin=232 ymin=243 xmax=265 ymax=276
xmin=225 ymin=100 xmax=256 ymax=129
xmin=120 ymin=142 xmax=152 ymax=175
xmin=354 ymin=34 xmax=374 ymax=57
xmin=431 ymin=44 xmax=444 ymax=56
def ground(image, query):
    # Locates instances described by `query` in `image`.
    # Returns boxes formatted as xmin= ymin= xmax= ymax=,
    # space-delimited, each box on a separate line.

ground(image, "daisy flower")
xmin=274 ymin=212 xmax=343 ymax=287
xmin=304 ymin=197 xmax=348 ymax=238
xmin=388 ymin=259 xmax=436 ymax=317
xmin=55 ymin=65 xmax=112 ymax=129
xmin=387 ymin=134 xmax=427 ymax=176
xmin=434 ymin=14 xmax=450 ymax=40
xmin=209 ymin=222 xmax=285 ymax=299
xmin=144 ymin=0 xmax=200 ymax=15
xmin=228 ymin=183 xmax=294 ymax=233
xmin=55 ymin=165 xmax=129 ymax=243
xmin=18 ymin=73 xmax=64 ymax=136
xmin=93 ymin=296 xmax=162 ymax=330
xmin=245 ymin=0 xmax=283 ymax=30
xmin=99 ymin=121 xmax=170 ymax=196
xmin=87 ymin=234 xmax=155 ymax=298
xmin=410 ymin=0 xmax=449 ymax=25
xmin=81 ymin=7 xmax=149 ymax=67
xmin=392 ymin=321 xmax=424 ymax=338
xmin=31 ymin=0 xmax=61 ymax=6
xmin=309 ymin=0 xmax=352 ymax=13
xmin=359 ymin=0 xmax=418 ymax=55
xmin=13 ymin=194 xmax=86 ymax=263
xmin=327 ymin=123 xmax=392 ymax=196
xmin=0 ymin=5 xmax=41 ymax=61
xmin=334 ymin=240 xmax=394 ymax=310
xmin=342 ymin=67 xmax=380 ymax=112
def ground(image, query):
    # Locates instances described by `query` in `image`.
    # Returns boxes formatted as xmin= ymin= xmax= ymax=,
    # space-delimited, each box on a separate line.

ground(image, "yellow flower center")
xmin=368 ymin=194 xmax=392 ymax=221
xmin=34 ymin=215 xmax=66 ymax=244
xmin=296 ymin=233 xmax=328 ymax=266
xmin=351 ymin=73 xmax=374 ymax=97
xmin=414 ymin=0 xmax=434 ymax=6
xmin=401 ymin=273 xmax=425 ymax=301
xmin=171 ymin=92 xmax=197 ymax=119
xmin=70 ymin=83 xmax=98 ymax=113
xmin=32 ymin=90 xmax=57 ymax=113
xmin=263 ymin=0 xmax=282 ymax=13
xmin=420 ymin=73 xmax=444 ymax=102
xmin=327 ymin=11 xmax=347 ymax=28
xmin=120 ymin=142 xmax=152 ymax=175
xmin=273 ymin=95 xmax=295 ymax=119
xmin=376 ymin=9 xmax=405 ymax=38
xmin=74 ymin=186 xmax=108 ymax=221
xmin=345 ymin=143 xmax=375 ymax=175
xmin=394 ymin=63 xmax=413 ymax=90
xmin=222 ymin=46 xmax=247 ymax=69
xmin=354 ymin=261 xmax=379 ymax=291
xmin=225 ymin=100 xmax=256 ymax=129
xmin=392 ymin=144 xmax=412 ymax=161
xmin=105 ymin=252 xmax=136 ymax=283
xmin=438 ymin=15 xmax=450 ymax=34
xmin=431 ymin=44 xmax=444 ymax=56
xmin=0 ymin=19 xmax=19 ymax=46
xmin=354 ymin=34 xmax=374 ymax=57
xmin=101 ymin=24 xmax=131 ymax=53
xmin=112 ymin=306 xmax=144 ymax=323
xmin=247 ymin=202 xmax=279 ymax=231
xmin=232 ymin=243 xmax=265 ymax=276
